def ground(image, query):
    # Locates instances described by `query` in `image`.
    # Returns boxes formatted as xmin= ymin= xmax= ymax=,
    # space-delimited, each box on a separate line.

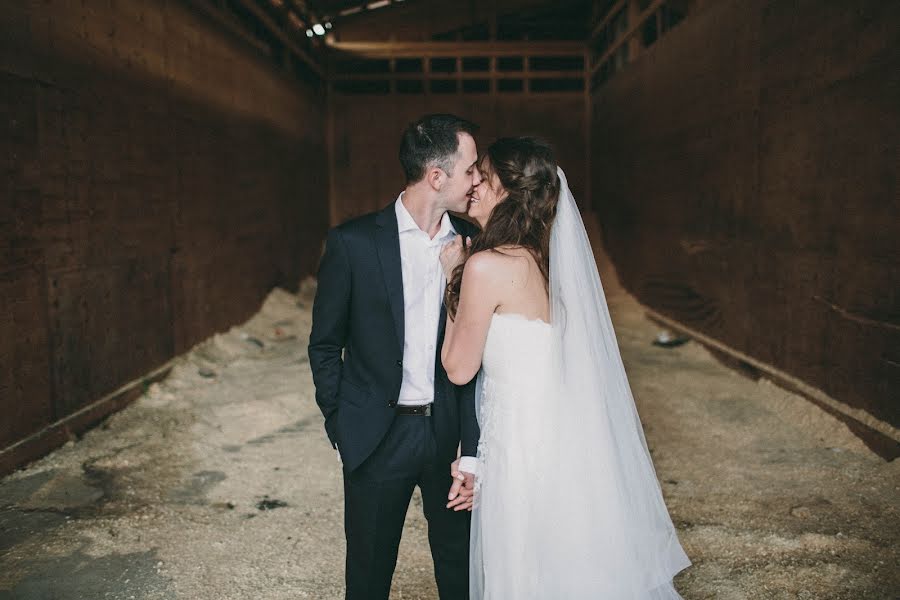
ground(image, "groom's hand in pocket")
xmin=446 ymin=459 xmax=475 ymax=511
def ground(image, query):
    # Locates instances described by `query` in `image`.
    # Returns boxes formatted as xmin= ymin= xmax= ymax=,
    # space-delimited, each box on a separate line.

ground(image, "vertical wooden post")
xmin=627 ymin=0 xmax=642 ymax=60
xmin=326 ymin=75 xmax=338 ymax=226
xmin=524 ymin=48 xmax=531 ymax=96
xmin=583 ymin=45 xmax=592 ymax=211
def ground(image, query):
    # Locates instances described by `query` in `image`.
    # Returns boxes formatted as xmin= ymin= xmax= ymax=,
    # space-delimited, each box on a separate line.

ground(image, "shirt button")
xmin=396 ymin=360 xmax=403 ymax=367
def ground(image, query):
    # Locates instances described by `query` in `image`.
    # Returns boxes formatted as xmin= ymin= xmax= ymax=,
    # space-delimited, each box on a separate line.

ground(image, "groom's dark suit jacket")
xmin=308 ymin=202 xmax=480 ymax=473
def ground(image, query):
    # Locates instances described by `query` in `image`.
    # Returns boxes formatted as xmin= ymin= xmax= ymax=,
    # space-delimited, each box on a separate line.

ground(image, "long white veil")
xmin=470 ymin=167 xmax=690 ymax=598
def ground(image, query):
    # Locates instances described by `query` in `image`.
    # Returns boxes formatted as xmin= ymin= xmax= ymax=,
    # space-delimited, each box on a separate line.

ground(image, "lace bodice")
xmin=475 ymin=312 xmax=557 ymax=497
xmin=481 ymin=312 xmax=555 ymax=387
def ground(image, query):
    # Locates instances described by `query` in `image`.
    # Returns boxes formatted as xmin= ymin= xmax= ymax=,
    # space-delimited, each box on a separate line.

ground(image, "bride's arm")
xmin=441 ymin=252 xmax=502 ymax=385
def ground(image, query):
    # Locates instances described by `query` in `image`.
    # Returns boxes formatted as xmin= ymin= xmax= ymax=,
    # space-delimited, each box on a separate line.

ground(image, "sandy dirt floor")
xmin=1 ymin=230 xmax=898 ymax=600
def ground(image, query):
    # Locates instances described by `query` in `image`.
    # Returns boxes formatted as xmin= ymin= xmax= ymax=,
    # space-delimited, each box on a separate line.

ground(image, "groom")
xmin=308 ymin=114 xmax=482 ymax=599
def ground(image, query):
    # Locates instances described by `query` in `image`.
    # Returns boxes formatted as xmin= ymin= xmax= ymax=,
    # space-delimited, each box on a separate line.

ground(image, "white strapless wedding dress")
xmin=470 ymin=312 xmax=688 ymax=599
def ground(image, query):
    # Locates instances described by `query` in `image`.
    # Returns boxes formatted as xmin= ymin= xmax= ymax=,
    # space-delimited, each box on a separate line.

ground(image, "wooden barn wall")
xmin=590 ymin=0 xmax=899 ymax=426
xmin=0 ymin=1 xmax=327 ymax=461
xmin=329 ymin=93 xmax=588 ymax=224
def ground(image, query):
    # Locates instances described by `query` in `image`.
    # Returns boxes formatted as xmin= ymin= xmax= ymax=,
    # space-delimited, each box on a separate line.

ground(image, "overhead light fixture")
xmin=339 ymin=6 xmax=363 ymax=16
xmin=367 ymin=0 xmax=391 ymax=10
xmin=306 ymin=29 xmax=314 ymax=37
xmin=312 ymin=23 xmax=326 ymax=35
xmin=325 ymin=22 xmax=333 ymax=29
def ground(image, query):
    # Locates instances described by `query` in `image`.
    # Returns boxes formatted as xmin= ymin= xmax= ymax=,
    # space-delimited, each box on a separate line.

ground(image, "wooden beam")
xmin=330 ymin=70 xmax=584 ymax=80
xmin=590 ymin=0 xmax=666 ymax=75
xmin=0 ymin=363 xmax=174 ymax=477
xmin=232 ymin=0 xmax=324 ymax=78
xmin=645 ymin=308 xmax=900 ymax=451
xmin=590 ymin=0 xmax=627 ymax=39
xmin=326 ymin=40 xmax=586 ymax=58
xmin=183 ymin=0 xmax=272 ymax=56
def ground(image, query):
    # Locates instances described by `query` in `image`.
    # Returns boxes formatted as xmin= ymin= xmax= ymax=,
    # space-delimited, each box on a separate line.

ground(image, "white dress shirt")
xmin=394 ymin=195 xmax=477 ymax=475
xmin=396 ymin=194 xmax=456 ymax=406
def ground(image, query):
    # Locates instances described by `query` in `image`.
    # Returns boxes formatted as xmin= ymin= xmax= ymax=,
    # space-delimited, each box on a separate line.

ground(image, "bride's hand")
xmin=440 ymin=235 xmax=471 ymax=280
xmin=447 ymin=458 xmax=475 ymax=511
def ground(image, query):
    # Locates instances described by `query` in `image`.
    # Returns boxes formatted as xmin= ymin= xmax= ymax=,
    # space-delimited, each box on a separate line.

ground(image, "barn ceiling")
xmin=261 ymin=0 xmax=592 ymax=40
xmin=201 ymin=0 xmax=591 ymax=82
xmin=306 ymin=0 xmax=590 ymax=22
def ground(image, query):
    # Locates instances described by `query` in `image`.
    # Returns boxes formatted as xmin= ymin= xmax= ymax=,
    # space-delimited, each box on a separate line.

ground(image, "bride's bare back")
xmin=486 ymin=245 xmax=550 ymax=324
xmin=441 ymin=244 xmax=550 ymax=385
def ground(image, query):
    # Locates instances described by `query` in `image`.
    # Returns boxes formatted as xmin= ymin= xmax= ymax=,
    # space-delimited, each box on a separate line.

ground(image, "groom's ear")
xmin=427 ymin=167 xmax=445 ymax=191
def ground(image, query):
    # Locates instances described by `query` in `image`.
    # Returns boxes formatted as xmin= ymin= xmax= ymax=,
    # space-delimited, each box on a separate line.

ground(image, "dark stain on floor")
xmin=0 ymin=547 xmax=174 ymax=600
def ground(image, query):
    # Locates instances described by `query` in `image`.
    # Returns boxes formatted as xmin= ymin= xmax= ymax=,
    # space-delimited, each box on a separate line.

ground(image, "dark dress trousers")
xmin=308 ymin=202 xmax=480 ymax=600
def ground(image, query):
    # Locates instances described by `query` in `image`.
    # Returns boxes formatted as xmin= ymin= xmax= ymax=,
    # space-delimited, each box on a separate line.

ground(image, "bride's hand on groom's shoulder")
xmin=440 ymin=235 xmax=472 ymax=280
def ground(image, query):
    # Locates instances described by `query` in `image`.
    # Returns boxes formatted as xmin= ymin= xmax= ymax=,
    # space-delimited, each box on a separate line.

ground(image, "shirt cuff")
xmin=458 ymin=456 xmax=478 ymax=476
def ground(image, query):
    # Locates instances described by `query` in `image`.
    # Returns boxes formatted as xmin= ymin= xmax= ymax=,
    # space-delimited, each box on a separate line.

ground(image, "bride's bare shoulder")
xmin=462 ymin=248 xmax=514 ymax=276
xmin=465 ymin=249 xmax=507 ymax=274
xmin=465 ymin=248 xmax=528 ymax=284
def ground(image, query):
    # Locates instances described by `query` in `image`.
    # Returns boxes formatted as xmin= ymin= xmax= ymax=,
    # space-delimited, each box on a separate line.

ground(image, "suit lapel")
xmin=436 ymin=301 xmax=448 ymax=347
xmin=448 ymin=214 xmax=474 ymax=240
xmin=375 ymin=204 xmax=405 ymax=350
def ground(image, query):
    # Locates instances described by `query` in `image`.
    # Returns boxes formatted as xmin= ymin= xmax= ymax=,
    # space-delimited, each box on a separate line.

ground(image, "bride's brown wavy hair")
xmin=445 ymin=136 xmax=560 ymax=320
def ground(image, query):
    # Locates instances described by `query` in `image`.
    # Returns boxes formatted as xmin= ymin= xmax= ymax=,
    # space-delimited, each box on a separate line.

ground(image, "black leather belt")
xmin=396 ymin=403 xmax=432 ymax=416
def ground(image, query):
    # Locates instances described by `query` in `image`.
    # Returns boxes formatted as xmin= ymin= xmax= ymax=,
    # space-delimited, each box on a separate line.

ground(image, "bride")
xmin=439 ymin=137 xmax=691 ymax=598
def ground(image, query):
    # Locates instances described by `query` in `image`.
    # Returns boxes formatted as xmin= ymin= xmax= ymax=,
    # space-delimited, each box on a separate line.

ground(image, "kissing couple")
xmin=308 ymin=113 xmax=691 ymax=599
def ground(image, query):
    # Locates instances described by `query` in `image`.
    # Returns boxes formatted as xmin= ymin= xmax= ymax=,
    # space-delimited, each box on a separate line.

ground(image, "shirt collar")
xmin=395 ymin=192 xmax=457 ymax=240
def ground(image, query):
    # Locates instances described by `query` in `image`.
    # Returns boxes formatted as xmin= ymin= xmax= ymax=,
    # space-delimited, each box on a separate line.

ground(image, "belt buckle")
xmin=398 ymin=403 xmax=432 ymax=416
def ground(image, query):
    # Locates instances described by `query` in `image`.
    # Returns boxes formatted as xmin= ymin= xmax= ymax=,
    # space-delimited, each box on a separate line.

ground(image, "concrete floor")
xmin=1 ymin=247 xmax=898 ymax=599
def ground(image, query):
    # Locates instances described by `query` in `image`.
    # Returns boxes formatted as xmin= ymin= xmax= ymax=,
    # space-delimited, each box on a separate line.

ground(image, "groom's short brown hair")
xmin=399 ymin=114 xmax=479 ymax=184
